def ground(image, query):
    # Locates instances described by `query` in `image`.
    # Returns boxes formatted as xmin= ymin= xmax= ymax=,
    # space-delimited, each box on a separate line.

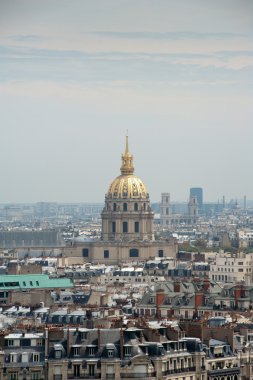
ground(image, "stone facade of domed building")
xmin=64 ymin=136 xmax=177 ymax=264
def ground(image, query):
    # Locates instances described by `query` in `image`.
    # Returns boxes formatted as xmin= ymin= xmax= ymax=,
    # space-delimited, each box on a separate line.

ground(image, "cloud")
xmin=90 ymin=31 xmax=253 ymax=40
xmin=1 ymin=44 xmax=253 ymax=66
xmin=0 ymin=44 xmax=253 ymax=88
xmin=6 ymin=34 xmax=46 ymax=42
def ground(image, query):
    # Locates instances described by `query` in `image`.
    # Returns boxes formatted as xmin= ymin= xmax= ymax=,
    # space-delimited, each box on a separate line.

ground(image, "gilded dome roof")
xmin=107 ymin=135 xmax=149 ymax=199
xmin=108 ymin=174 xmax=148 ymax=199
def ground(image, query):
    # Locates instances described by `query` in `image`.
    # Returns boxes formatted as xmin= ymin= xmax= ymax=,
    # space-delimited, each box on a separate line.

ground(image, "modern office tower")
xmin=190 ymin=187 xmax=203 ymax=212
xmin=160 ymin=193 xmax=171 ymax=228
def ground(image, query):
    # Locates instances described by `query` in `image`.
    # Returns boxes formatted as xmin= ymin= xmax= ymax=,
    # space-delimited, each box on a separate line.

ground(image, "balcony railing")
xmin=121 ymin=373 xmax=156 ymax=378
xmin=5 ymin=362 xmax=45 ymax=368
xmin=53 ymin=376 xmax=63 ymax=380
xmin=208 ymin=367 xmax=240 ymax=377
xmin=162 ymin=367 xmax=196 ymax=375
xmin=68 ymin=376 xmax=101 ymax=379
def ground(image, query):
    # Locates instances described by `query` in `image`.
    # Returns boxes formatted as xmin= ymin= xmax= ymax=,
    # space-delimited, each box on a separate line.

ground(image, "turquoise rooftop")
xmin=0 ymin=274 xmax=73 ymax=290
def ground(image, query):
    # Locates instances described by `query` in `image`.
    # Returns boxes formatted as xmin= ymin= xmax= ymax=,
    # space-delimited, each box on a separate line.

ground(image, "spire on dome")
xmin=125 ymin=130 xmax=129 ymax=154
xmin=121 ymin=132 xmax=134 ymax=175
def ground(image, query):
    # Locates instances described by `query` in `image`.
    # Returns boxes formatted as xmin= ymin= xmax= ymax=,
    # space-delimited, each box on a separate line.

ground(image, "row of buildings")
xmin=0 ymin=314 xmax=248 ymax=380
xmin=0 ymin=137 xmax=252 ymax=380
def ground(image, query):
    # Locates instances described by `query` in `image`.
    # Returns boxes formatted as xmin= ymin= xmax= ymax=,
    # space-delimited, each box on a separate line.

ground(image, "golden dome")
xmin=107 ymin=135 xmax=149 ymax=199
xmin=108 ymin=174 xmax=148 ymax=199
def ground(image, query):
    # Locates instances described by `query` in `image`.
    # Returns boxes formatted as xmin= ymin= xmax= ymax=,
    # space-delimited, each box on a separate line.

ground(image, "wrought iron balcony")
xmin=208 ymin=366 xmax=240 ymax=377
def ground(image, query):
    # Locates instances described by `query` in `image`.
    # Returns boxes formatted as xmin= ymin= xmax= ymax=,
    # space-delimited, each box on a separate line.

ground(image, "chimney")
xmin=203 ymin=278 xmax=210 ymax=292
xmin=120 ymin=330 xmax=124 ymax=360
xmin=156 ymin=289 xmax=165 ymax=319
xmin=174 ymin=281 xmax=181 ymax=293
xmin=97 ymin=328 xmax=101 ymax=350
xmin=45 ymin=328 xmax=49 ymax=358
xmin=195 ymin=292 xmax=204 ymax=309
xmin=156 ymin=289 xmax=165 ymax=307
xmin=67 ymin=328 xmax=70 ymax=356
xmin=234 ymin=285 xmax=241 ymax=306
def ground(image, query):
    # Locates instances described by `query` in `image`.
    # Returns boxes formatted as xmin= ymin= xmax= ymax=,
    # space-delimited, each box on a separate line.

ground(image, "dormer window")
xmin=88 ymin=346 xmax=95 ymax=356
xmin=81 ymin=332 xmax=88 ymax=340
xmin=33 ymin=353 xmax=39 ymax=362
xmin=55 ymin=350 xmax=62 ymax=359
xmin=108 ymin=350 xmax=114 ymax=357
xmin=149 ymin=297 xmax=155 ymax=304
xmin=73 ymin=346 xmax=80 ymax=357
xmin=124 ymin=346 xmax=131 ymax=356
xmin=54 ymin=343 xmax=63 ymax=359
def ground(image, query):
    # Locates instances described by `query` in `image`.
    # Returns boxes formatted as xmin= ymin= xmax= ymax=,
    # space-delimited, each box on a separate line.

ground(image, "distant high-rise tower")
xmin=222 ymin=195 xmax=226 ymax=209
xmin=160 ymin=193 xmax=171 ymax=228
xmin=188 ymin=195 xmax=198 ymax=217
xmin=190 ymin=188 xmax=203 ymax=212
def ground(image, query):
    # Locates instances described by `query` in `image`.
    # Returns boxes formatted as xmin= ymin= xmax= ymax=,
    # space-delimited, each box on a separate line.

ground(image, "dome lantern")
xmin=107 ymin=134 xmax=149 ymax=199
xmin=120 ymin=133 xmax=134 ymax=175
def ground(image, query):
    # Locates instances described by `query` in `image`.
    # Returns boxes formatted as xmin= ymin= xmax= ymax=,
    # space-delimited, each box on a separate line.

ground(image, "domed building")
xmin=101 ymin=135 xmax=154 ymax=242
xmin=64 ymin=136 xmax=177 ymax=264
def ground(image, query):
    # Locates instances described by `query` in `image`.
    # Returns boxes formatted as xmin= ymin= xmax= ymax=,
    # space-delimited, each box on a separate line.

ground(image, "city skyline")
xmin=0 ymin=0 xmax=253 ymax=203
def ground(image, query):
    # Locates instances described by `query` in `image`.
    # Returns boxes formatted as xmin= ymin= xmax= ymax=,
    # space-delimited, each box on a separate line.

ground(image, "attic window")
xmin=88 ymin=346 xmax=95 ymax=356
xmin=81 ymin=332 xmax=88 ymax=340
xmin=124 ymin=346 xmax=131 ymax=356
xmin=55 ymin=350 xmax=62 ymax=359
xmin=108 ymin=350 xmax=114 ymax=357
xmin=73 ymin=347 xmax=80 ymax=357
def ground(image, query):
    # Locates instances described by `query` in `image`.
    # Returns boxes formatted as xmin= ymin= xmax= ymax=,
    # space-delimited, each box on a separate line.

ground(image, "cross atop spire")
xmin=125 ymin=130 xmax=129 ymax=154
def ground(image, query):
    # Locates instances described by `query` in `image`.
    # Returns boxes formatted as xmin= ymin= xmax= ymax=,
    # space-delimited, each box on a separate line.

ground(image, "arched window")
xmin=129 ymin=248 xmax=139 ymax=258
xmin=123 ymin=203 xmax=128 ymax=211
xmin=134 ymin=203 xmax=138 ymax=211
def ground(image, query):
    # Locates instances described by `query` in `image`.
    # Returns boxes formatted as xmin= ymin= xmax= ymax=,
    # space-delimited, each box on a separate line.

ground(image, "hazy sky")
xmin=0 ymin=0 xmax=252 ymax=203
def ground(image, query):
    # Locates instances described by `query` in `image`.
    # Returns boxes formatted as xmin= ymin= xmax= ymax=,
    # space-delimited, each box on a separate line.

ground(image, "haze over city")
xmin=0 ymin=0 xmax=252 ymax=203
